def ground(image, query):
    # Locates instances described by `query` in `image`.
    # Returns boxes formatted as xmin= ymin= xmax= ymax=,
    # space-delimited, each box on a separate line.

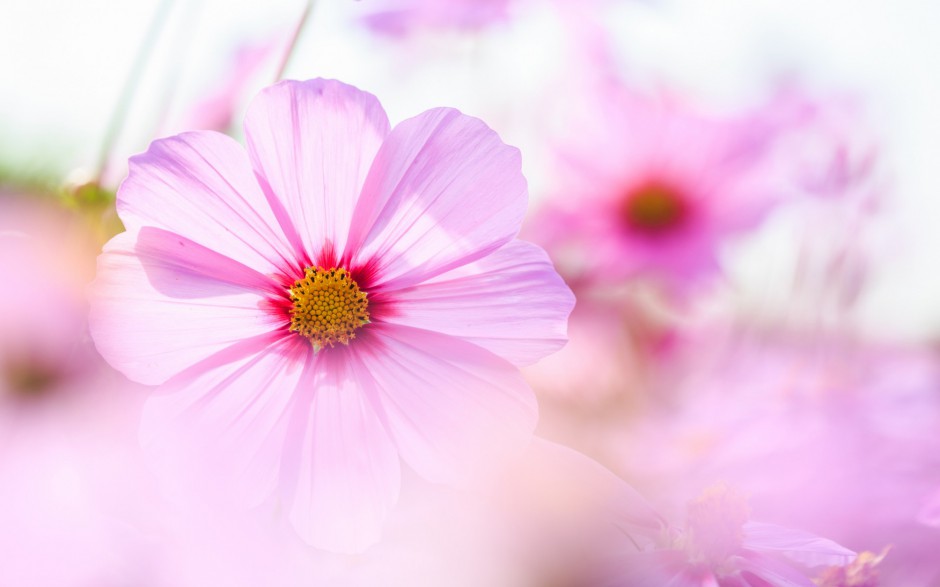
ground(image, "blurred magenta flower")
xmin=0 ymin=197 xmax=99 ymax=408
xmin=523 ymin=285 xmax=678 ymax=404
xmin=530 ymin=81 xmax=814 ymax=291
xmin=182 ymin=39 xmax=278 ymax=134
xmin=358 ymin=0 xmax=511 ymax=36
xmin=612 ymin=335 xmax=940 ymax=585
xmin=0 ymin=196 xmax=172 ymax=587
xmin=0 ymin=380 xmax=171 ymax=587
xmin=497 ymin=439 xmax=667 ymax=586
xmin=918 ymin=486 xmax=940 ymax=528
xmin=89 ymin=78 xmax=574 ymax=553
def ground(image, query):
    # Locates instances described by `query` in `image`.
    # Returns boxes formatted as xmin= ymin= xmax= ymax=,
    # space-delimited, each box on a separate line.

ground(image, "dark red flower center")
xmin=622 ymin=182 xmax=688 ymax=235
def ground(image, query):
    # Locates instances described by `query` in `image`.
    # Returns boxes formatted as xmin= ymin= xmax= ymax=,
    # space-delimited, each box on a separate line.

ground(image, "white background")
xmin=1 ymin=0 xmax=938 ymax=340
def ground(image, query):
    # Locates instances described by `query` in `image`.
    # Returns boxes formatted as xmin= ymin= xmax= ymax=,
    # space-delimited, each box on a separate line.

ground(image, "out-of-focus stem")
xmin=95 ymin=0 xmax=176 ymax=183
xmin=273 ymin=0 xmax=317 ymax=82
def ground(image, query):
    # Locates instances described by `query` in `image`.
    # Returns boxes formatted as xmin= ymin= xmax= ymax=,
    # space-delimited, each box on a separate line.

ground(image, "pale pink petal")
xmin=742 ymin=522 xmax=856 ymax=568
xmin=604 ymin=551 xmax=703 ymax=587
xmin=523 ymin=439 xmax=665 ymax=535
xmin=283 ymin=351 xmax=401 ymax=553
xmin=384 ymin=240 xmax=574 ymax=366
xmin=243 ymin=79 xmax=391 ymax=260
xmin=117 ymin=130 xmax=294 ymax=275
xmin=89 ymin=229 xmax=282 ymax=385
xmin=356 ymin=324 xmax=537 ymax=486
xmin=347 ymin=108 xmax=527 ymax=288
xmin=500 ymin=439 xmax=666 ymax=570
xmin=140 ymin=336 xmax=306 ymax=508
xmin=918 ymin=486 xmax=940 ymax=527
xmin=732 ymin=552 xmax=819 ymax=586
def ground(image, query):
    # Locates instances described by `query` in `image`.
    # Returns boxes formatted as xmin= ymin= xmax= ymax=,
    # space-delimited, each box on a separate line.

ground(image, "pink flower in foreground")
xmin=89 ymin=78 xmax=574 ymax=553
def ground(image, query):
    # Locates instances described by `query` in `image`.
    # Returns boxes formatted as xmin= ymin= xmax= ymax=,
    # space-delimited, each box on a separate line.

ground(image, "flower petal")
xmin=347 ymin=108 xmax=527 ymax=288
xmin=918 ymin=486 xmax=940 ymax=528
xmin=526 ymin=439 xmax=666 ymax=536
xmin=118 ymin=130 xmax=294 ymax=275
xmin=732 ymin=551 xmax=819 ymax=586
xmin=383 ymin=240 xmax=574 ymax=366
xmin=244 ymin=79 xmax=391 ymax=261
xmin=140 ymin=336 xmax=307 ymax=509
xmin=89 ymin=229 xmax=282 ymax=385
xmin=602 ymin=551 xmax=707 ymax=587
xmin=356 ymin=324 xmax=537 ymax=486
xmin=283 ymin=350 xmax=401 ymax=553
xmin=742 ymin=521 xmax=856 ymax=568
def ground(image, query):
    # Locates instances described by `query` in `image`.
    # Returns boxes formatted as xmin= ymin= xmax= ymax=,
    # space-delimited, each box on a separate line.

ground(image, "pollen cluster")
xmin=288 ymin=267 xmax=370 ymax=349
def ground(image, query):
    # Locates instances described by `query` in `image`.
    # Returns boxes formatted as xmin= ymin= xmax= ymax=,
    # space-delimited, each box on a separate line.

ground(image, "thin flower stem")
xmin=273 ymin=0 xmax=317 ymax=82
xmin=95 ymin=0 xmax=176 ymax=183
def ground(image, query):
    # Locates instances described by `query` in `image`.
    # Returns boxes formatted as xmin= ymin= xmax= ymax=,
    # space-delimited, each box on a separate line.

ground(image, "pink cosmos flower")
xmin=528 ymin=80 xmax=815 ymax=291
xmin=89 ymin=78 xmax=574 ymax=553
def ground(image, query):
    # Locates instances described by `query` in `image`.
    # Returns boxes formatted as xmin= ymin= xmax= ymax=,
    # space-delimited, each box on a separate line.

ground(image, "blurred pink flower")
xmin=0 ymin=196 xmax=171 ymax=587
xmin=0 ymin=382 xmax=171 ymax=587
xmin=607 ymin=484 xmax=856 ymax=587
xmin=815 ymin=548 xmax=888 ymax=587
xmin=0 ymin=197 xmax=100 ymax=412
xmin=182 ymin=39 xmax=278 ymax=133
xmin=918 ymin=486 xmax=940 ymax=528
xmin=523 ymin=282 xmax=682 ymax=406
xmin=529 ymin=81 xmax=814 ymax=291
xmin=523 ymin=292 xmax=639 ymax=403
xmin=358 ymin=0 xmax=511 ymax=36
xmin=490 ymin=442 xmax=853 ymax=587
xmin=89 ymin=78 xmax=574 ymax=553
xmin=496 ymin=439 xmax=667 ymax=586
xmin=612 ymin=335 xmax=940 ymax=585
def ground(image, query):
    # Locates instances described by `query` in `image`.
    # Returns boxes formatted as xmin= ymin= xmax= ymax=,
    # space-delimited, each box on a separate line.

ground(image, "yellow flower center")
xmin=288 ymin=267 xmax=370 ymax=350
xmin=816 ymin=548 xmax=889 ymax=587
